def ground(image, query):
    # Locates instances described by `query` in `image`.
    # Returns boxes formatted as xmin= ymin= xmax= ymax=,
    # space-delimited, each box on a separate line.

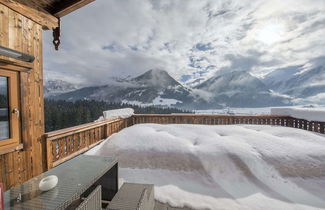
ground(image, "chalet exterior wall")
xmin=0 ymin=3 xmax=45 ymax=190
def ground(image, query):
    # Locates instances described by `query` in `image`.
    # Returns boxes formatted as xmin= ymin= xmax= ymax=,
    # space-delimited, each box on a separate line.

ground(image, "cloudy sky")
xmin=43 ymin=0 xmax=325 ymax=86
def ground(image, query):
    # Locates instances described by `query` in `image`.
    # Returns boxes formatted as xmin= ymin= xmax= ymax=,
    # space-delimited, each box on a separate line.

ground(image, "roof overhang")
xmin=0 ymin=0 xmax=95 ymax=29
xmin=50 ymin=0 xmax=96 ymax=18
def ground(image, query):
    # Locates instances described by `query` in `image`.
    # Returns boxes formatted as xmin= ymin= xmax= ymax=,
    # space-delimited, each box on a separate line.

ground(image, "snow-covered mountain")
xmin=48 ymin=69 xmax=293 ymax=109
xmin=194 ymin=71 xmax=291 ymax=107
xmin=50 ymin=69 xmax=197 ymax=109
xmin=44 ymin=79 xmax=79 ymax=97
xmin=132 ymin=69 xmax=180 ymax=87
xmin=263 ymin=63 xmax=325 ymax=104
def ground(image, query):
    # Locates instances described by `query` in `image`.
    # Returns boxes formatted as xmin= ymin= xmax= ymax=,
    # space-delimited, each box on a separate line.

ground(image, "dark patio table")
xmin=4 ymin=155 xmax=118 ymax=210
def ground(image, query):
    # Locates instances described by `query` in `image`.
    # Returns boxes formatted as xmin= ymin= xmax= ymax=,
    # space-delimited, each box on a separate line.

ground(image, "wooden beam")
xmin=0 ymin=58 xmax=33 ymax=71
xmin=0 ymin=0 xmax=58 ymax=29
xmin=0 ymin=144 xmax=23 ymax=155
xmin=0 ymin=61 xmax=32 ymax=71
xmin=45 ymin=118 xmax=122 ymax=140
xmin=52 ymin=0 xmax=95 ymax=17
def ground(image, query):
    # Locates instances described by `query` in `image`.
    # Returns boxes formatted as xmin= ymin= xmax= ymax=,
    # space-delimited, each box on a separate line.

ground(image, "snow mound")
xmin=86 ymin=124 xmax=325 ymax=210
xmin=271 ymin=107 xmax=325 ymax=122
xmin=152 ymin=96 xmax=182 ymax=106
xmin=97 ymin=108 xmax=134 ymax=121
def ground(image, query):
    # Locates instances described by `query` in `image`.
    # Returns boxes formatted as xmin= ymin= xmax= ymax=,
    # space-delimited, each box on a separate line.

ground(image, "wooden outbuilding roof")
xmin=0 ymin=0 xmax=95 ymax=29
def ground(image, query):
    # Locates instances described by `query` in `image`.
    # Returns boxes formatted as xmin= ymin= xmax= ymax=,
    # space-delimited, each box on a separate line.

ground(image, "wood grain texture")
xmin=0 ymin=0 xmax=58 ymax=29
xmin=45 ymin=118 xmax=131 ymax=169
xmin=12 ymin=0 xmax=95 ymax=17
xmin=0 ymin=4 xmax=45 ymax=191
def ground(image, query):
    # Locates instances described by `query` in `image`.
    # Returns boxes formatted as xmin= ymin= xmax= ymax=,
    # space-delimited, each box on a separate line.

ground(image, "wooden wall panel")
xmin=0 ymin=4 xmax=45 ymax=190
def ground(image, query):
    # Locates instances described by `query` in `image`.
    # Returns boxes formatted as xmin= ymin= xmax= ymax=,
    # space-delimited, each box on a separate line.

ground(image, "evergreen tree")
xmin=44 ymin=99 xmax=192 ymax=132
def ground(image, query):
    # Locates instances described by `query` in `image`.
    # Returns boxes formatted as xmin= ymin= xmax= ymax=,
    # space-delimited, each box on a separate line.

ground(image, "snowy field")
xmin=271 ymin=107 xmax=325 ymax=122
xmin=195 ymin=107 xmax=272 ymax=115
xmin=195 ymin=105 xmax=325 ymax=117
xmin=86 ymin=124 xmax=325 ymax=210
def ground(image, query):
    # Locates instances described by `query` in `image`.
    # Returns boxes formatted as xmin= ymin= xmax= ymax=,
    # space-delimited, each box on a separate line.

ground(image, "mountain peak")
xmin=133 ymin=69 xmax=180 ymax=87
xmin=196 ymin=70 xmax=267 ymax=92
xmin=44 ymin=79 xmax=79 ymax=97
xmin=142 ymin=69 xmax=171 ymax=77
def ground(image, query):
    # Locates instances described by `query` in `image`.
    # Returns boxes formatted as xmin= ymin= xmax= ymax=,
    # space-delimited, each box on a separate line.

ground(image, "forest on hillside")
xmin=44 ymin=99 xmax=192 ymax=132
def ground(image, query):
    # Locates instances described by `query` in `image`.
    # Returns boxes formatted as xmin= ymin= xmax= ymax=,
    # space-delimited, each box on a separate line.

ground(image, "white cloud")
xmin=43 ymin=0 xmax=325 ymax=86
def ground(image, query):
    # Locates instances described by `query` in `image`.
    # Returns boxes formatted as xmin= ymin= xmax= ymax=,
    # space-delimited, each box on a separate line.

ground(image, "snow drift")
xmin=271 ymin=107 xmax=325 ymax=122
xmin=96 ymin=108 xmax=134 ymax=121
xmin=86 ymin=124 xmax=325 ymax=210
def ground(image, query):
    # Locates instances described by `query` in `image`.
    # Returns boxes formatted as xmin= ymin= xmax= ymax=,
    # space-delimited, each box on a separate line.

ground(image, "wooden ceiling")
xmin=12 ymin=0 xmax=95 ymax=17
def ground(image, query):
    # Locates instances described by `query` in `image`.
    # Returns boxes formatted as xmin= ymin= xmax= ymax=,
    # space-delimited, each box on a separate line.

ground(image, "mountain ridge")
xmin=44 ymin=79 xmax=79 ymax=97
xmin=47 ymin=69 xmax=294 ymax=109
xmin=194 ymin=71 xmax=291 ymax=107
xmin=262 ymin=64 xmax=325 ymax=104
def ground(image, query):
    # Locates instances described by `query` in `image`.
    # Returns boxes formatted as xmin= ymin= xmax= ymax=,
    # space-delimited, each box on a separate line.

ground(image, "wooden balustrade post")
xmin=104 ymin=124 xmax=109 ymax=137
xmin=286 ymin=118 xmax=293 ymax=127
xmin=46 ymin=137 xmax=53 ymax=170
xmin=315 ymin=123 xmax=320 ymax=133
xmin=303 ymin=120 xmax=307 ymax=130
xmin=309 ymin=122 xmax=314 ymax=131
xmin=320 ymin=123 xmax=325 ymax=134
xmin=297 ymin=119 xmax=301 ymax=129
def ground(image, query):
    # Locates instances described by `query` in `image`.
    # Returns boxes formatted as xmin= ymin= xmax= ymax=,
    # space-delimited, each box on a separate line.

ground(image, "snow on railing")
xmin=271 ymin=107 xmax=325 ymax=122
xmin=97 ymin=108 xmax=134 ymax=121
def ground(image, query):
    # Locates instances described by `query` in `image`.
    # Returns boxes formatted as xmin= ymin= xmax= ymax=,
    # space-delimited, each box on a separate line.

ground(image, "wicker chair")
xmin=76 ymin=185 xmax=102 ymax=210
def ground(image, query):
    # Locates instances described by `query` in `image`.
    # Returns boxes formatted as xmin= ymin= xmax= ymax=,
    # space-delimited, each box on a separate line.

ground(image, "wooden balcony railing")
xmin=133 ymin=114 xmax=325 ymax=134
xmin=44 ymin=114 xmax=325 ymax=170
xmin=44 ymin=117 xmax=134 ymax=169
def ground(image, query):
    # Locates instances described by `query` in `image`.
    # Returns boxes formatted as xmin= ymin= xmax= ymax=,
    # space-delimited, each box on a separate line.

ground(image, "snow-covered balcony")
xmin=86 ymin=123 xmax=325 ymax=210
xmin=44 ymin=108 xmax=325 ymax=210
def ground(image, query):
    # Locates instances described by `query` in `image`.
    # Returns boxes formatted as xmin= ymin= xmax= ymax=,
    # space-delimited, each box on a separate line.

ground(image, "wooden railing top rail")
xmin=133 ymin=114 xmax=291 ymax=118
xmin=45 ymin=118 xmax=123 ymax=140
